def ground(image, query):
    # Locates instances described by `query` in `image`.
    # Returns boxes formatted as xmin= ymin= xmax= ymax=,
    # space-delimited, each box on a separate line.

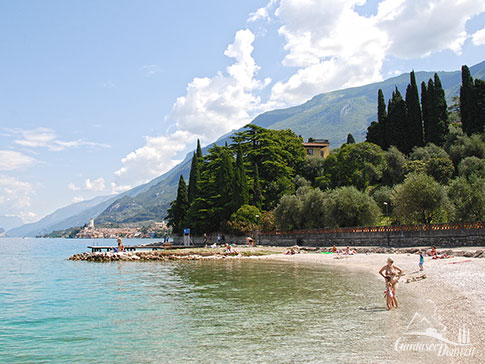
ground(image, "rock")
xmin=473 ymin=249 xmax=484 ymax=258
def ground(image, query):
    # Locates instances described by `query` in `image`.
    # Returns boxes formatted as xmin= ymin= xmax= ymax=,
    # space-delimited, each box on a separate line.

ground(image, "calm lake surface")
xmin=0 ymin=238 xmax=434 ymax=363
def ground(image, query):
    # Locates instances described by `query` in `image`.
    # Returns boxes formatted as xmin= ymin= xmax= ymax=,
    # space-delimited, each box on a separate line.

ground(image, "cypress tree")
xmin=366 ymin=89 xmax=386 ymax=148
xmin=460 ymin=65 xmax=474 ymax=135
xmin=423 ymin=79 xmax=435 ymax=144
xmin=387 ymin=88 xmax=408 ymax=153
xmin=405 ymin=71 xmax=423 ymax=148
xmin=196 ymin=139 xmax=203 ymax=159
xmin=346 ymin=133 xmax=356 ymax=144
xmin=473 ymin=79 xmax=485 ymax=134
xmin=166 ymin=175 xmax=189 ymax=234
xmin=217 ymin=147 xmax=235 ymax=221
xmin=423 ymin=75 xmax=448 ymax=146
xmin=378 ymin=89 xmax=387 ymax=124
xmin=421 ymin=81 xmax=430 ymax=143
xmin=378 ymin=89 xmax=388 ymax=149
xmin=232 ymin=144 xmax=249 ymax=211
xmin=187 ymin=152 xmax=200 ymax=203
xmin=433 ymin=73 xmax=449 ymax=145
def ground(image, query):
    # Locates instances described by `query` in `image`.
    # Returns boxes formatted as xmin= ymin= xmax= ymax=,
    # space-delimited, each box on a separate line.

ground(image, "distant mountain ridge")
xmin=8 ymin=61 xmax=485 ymax=236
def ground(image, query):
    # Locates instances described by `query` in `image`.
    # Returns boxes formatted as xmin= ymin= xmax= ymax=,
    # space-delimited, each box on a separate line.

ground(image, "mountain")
xmin=7 ymin=195 xmax=115 ymax=237
xmin=252 ymin=61 xmax=485 ymax=145
xmin=0 ymin=215 xmax=23 ymax=233
xmin=9 ymin=61 xmax=485 ymax=235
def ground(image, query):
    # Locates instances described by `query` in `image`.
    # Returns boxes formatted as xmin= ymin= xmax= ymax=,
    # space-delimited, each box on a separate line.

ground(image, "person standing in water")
xmin=117 ymin=237 xmax=125 ymax=252
xmin=379 ymin=257 xmax=403 ymax=310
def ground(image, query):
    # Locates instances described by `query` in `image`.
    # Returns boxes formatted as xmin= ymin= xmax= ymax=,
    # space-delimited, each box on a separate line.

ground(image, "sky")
xmin=1 ymin=0 xmax=485 ymax=224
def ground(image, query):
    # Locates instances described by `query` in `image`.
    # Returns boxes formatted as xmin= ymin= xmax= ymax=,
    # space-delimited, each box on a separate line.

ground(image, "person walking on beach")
xmin=379 ymin=257 xmax=403 ymax=310
xmin=418 ymin=250 xmax=424 ymax=271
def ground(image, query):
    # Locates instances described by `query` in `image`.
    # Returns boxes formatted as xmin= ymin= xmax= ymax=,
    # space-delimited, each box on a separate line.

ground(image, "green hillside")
xmin=12 ymin=62 xmax=484 ymax=233
xmin=252 ymin=62 xmax=485 ymax=145
xmin=94 ymin=61 xmax=485 ymax=225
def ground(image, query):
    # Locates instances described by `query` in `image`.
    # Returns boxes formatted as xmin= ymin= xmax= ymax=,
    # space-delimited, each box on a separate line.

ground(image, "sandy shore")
xmin=256 ymin=248 xmax=485 ymax=363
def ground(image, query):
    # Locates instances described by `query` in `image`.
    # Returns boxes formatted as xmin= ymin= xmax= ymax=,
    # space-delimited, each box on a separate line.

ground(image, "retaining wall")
xmin=173 ymin=222 xmax=485 ymax=247
xmin=259 ymin=222 xmax=485 ymax=247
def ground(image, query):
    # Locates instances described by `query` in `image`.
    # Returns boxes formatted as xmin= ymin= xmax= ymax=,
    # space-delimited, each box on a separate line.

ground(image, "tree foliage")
xmin=391 ymin=173 xmax=453 ymax=224
xmin=448 ymin=176 xmax=485 ymax=221
xmin=166 ymin=175 xmax=189 ymax=234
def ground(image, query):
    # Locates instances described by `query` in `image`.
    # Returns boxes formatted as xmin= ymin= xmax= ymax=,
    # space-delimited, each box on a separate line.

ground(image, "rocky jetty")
xmin=69 ymin=247 xmax=485 ymax=262
xmin=69 ymin=250 xmax=241 ymax=262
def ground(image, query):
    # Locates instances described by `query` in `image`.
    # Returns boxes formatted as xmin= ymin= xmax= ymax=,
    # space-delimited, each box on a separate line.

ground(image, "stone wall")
xmin=174 ymin=222 xmax=485 ymax=248
xmin=259 ymin=222 xmax=485 ymax=247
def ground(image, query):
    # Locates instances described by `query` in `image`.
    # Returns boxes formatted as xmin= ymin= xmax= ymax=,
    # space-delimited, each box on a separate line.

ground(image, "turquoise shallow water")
xmin=0 ymin=238 xmax=434 ymax=363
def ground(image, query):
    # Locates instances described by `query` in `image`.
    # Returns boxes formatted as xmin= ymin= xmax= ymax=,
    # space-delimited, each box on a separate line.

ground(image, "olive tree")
xmin=324 ymin=186 xmax=380 ymax=227
xmin=391 ymin=173 xmax=453 ymax=224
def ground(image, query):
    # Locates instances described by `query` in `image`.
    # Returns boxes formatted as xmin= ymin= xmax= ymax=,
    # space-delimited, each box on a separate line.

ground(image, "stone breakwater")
xmin=69 ymin=250 xmax=241 ymax=262
xmin=69 ymin=247 xmax=485 ymax=262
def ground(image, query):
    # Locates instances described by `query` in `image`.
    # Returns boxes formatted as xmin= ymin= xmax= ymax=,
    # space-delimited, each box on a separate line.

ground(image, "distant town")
xmin=42 ymin=219 xmax=171 ymax=239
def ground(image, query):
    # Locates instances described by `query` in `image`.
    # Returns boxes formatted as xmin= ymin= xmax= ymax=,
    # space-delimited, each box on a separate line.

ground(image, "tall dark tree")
xmin=423 ymin=75 xmax=448 ymax=146
xmin=196 ymin=139 xmax=203 ymax=159
xmin=166 ymin=175 xmax=189 ymax=234
xmin=216 ymin=147 xmax=235 ymax=222
xmin=252 ymin=163 xmax=263 ymax=210
xmin=232 ymin=124 xmax=305 ymax=209
xmin=232 ymin=144 xmax=249 ymax=211
xmin=187 ymin=152 xmax=200 ymax=203
xmin=421 ymin=81 xmax=431 ymax=143
xmin=386 ymin=88 xmax=409 ymax=153
xmin=346 ymin=133 xmax=356 ymax=144
xmin=405 ymin=71 xmax=423 ymax=148
xmin=474 ymin=79 xmax=485 ymax=135
xmin=366 ymin=121 xmax=382 ymax=147
xmin=460 ymin=65 xmax=475 ymax=135
xmin=460 ymin=65 xmax=485 ymax=136
xmin=366 ymin=88 xmax=387 ymax=148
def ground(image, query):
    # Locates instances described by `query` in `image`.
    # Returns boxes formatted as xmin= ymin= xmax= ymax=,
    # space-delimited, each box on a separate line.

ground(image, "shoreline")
xmin=257 ymin=249 xmax=485 ymax=363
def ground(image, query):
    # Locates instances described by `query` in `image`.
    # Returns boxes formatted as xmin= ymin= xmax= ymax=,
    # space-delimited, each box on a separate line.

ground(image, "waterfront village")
xmin=72 ymin=219 xmax=170 ymax=239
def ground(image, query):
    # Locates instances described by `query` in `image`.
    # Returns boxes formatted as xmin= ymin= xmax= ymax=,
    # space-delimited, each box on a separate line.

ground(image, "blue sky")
xmin=1 ymin=0 xmax=485 ymax=223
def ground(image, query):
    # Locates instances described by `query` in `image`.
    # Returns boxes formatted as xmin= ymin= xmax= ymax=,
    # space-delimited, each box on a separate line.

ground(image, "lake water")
xmin=0 ymin=238 xmax=436 ymax=363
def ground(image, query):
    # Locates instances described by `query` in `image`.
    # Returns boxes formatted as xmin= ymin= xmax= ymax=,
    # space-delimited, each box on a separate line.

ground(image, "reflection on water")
xmin=0 ymin=238 xmax=436 ymax=363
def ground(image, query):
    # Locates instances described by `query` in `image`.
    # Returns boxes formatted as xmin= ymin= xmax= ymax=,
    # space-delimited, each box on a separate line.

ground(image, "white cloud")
xmin=110 ymin=183 xmax=132 ymax=194
xmin=67 ymin=183 xmax=80 ymax=191
xmin=0 ymin=150 xmax=36 ymax=171
xmin=114 ymin=130 xmax=192 ymax=187
xmin=115 ymin=29 xmax=272 ymax=187
xmin=0 ymin=175 xmax=36 ymax=221
xmin=248 ymin=0 xmax=278 ymax=22
xmin=85 ymin=178 xmax=106 ymax=192
xmin=68 ymin=177 xmax=106 ymax=192
xmin=141 ymin=64 xmax=161 ymax=76
xmin=72 ymin=196 xmax=85 ymax=203
xmin=472 ymin=27 xmax=485 ymax=46
xmin=265 ymin=0 xmax=485 ymax=106
xmin=12 ymin=127 xmax=110 ymax=151
xmin=168 ymin=29 xmax=270 ymax=142
xmin=378 ymin=0 xmax=483 ymax=58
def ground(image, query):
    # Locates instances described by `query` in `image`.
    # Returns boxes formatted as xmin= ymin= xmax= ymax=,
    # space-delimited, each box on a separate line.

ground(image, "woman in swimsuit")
xmin=379 ymin=257 xmax=403 ymax=310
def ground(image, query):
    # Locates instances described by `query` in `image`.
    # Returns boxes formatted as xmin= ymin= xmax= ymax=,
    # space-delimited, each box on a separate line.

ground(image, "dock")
xmin=87 ymin=242 xmax=190 ymax=253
